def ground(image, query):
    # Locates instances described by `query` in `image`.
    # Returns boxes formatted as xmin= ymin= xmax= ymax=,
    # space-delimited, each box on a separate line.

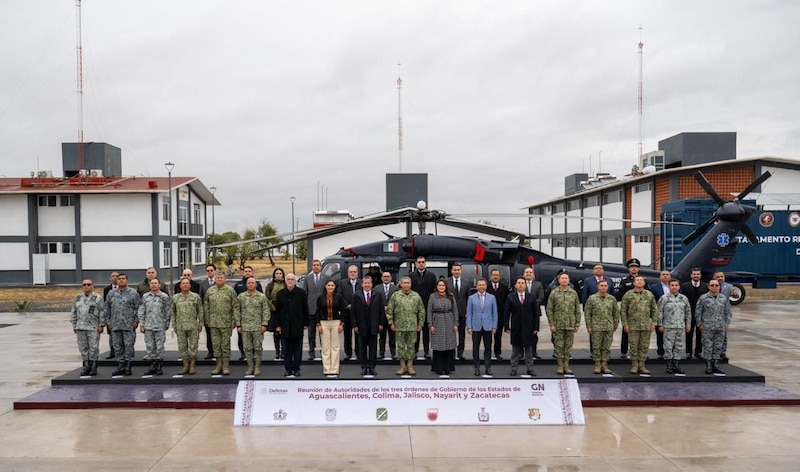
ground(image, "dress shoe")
xmin=105 ymin=353 xmax=115 ymax=359
xmin=361 ymin=368 xmax=368 ymax=375
xmin=526 ymin=370 xmax=536 ymax=377
xmin=485 ymin=369 xmax=493 ymax=376
xmin=294 ymin=371 xmax=301 ymax=377
xmin=510 ymin=369 xmax=517 ymax=376
xmin=204 ymin=352 xmax=214 ymax=360
xmin=473 ymin=367 xmax=480 ymax=376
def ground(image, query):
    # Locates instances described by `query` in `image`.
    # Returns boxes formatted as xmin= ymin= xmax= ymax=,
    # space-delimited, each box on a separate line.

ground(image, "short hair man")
xmin=584 ymin=279 xmax=620 ymax=374
xmin=657 ymin=279 xmax=691 ymax=375
xmin=204 ymin=272 xmax=239 ymax=375
xmin=621 ymin=275 xmax=658 ymax=375
xmin=71 ymin=279 xmax=104 ymax=376
xmin=696 ymin=279 xmax=732 ymax=375
xmin=386 ymin=276 xmax=426 ymax=375
xmin=467 ymin=278 xmax=498 ymax=377
xmin=138 ymin=278 xmax=171 ymax=376
xmin=104 ymin=273 xmax=140 ymax=376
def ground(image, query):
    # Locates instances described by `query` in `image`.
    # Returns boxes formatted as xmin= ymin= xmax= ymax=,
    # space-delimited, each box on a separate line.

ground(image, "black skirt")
xmin=431 ymin=349 xmax=455 ymax=374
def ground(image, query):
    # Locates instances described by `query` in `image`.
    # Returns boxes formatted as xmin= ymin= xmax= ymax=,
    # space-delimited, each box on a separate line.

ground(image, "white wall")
xmin=82 ymin=194 xmax=153 ymax=236
xmin=38 ymin=207 xmax=75 ymax=236
xmin=583 ymin=248 xmax=601 ymax=262
xmin=601 ymin=248 xmax=623 ymax=264
xmin=566 ymin=209 xmax=581 ymax=233
xmin=82 ymin=241 xmax=154 ymax=270
xmin=631 ymin=238 xmax=652 ymax=267
xmin=601 ymin=202 xmax=623 ymax=230
xmin=0 ymin=243 xmax=30 ymax=270
xmin=760 ymin=166 xmax=800 ymax=193
xmin=0 ymin=196 xmax=29 ymax=236
xmin=48 ymin=253 xmax=76 ymax=270
xmin=566 ymin=248 xmax=582 ymax=260
xmin=583 ymin=207 xmax=600 ymax=232
xmin=630 ymin=189 xmax=652 ymax=229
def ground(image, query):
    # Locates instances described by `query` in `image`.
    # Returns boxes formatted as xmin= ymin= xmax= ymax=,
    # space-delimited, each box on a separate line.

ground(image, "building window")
xmin=637 ymin=235 xmax=651 ymax=243
xmin=62 ymin=242 xmax=74 ymax=254
xmin=567 ymin=237 xmax=581 ymax=247
xmin=567 ymin=200 xmax=581 ymax=211
xmin=193 ymin=203 xmax=201 ymax=223
xmin=194 ymin=243 xmax=202 ymax=263
xmin=583 ymin=195 xmax=600 ymax=208
xmin=602 ymin=191 xmax=622 ymax=205
xmin=583 ymin=236 xmax=599 ymax=248
xmin=162 ymin=242 xmax=171 ymax=267
xmin=634 ymin=182 xmax=652 ymax=193
xmin=38 ymin=195 xmax=57 ymax=207
xmin=60 ymin=195 xmax=75 ymax=206
xmin=554 ymin=202 xmax=566 ymax=213
xmin=38 ymin=242 xmax=58 ymax=253
xmin=178 ymin=206 xmax=189 ymax=234
xmin=162 ymin=197 xmax=170 ymax=221
xmin=602 ymin=236 xmax=623 ymax=248
xmin=553 ymin=239 xmax=565 ymax=248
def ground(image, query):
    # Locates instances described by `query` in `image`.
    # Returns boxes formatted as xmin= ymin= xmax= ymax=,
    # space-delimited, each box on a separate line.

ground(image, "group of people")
xmin=71 ymin=257 xmax=732 ymax=379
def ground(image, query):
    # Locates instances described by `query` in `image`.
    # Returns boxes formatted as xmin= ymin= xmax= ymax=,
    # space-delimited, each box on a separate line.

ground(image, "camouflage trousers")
xmin=590 ymin=330 xmax=613 ymax=362
xmin=76 ymin=329 xmax=100 ymax=361
xmin=396 ymin=331 xmax=417 ymax=360
xmin=663 ymin=328 xmax=686 ymax=360
xmin=701 ymin=329 xmax=725 ymax=360
xmin=241 ymin=330 xmax=264 ymax=361
xmin=144 ymin=329 xmax=166 ymax=360
xmin=553 ymin=329 xmax=575 ymax=359
xmin=628 ymin=329 xmax=651 ymax=361
xmin=112 ymin=329 xmax=136 ymax=362
xmin=210 ymin=327 xmax=232 ymax=358
xmin=176 ymin=329 xmax=199 ymax=360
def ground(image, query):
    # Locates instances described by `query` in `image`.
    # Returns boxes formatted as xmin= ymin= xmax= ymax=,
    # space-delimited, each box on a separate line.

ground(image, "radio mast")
xmin=637 ymin=26 xmax=644 ymax=160
xmin=397 ymin=63 xmax=403 ymax=173
xmin=75 ymin=0 xmax=85 ymax=171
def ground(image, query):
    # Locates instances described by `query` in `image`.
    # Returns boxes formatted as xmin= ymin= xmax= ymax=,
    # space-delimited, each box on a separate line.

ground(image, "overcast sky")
xmin=2 ymin=0 xmax=799 ymax=236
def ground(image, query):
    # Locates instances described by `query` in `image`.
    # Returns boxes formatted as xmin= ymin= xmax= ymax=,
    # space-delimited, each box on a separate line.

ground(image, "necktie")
xmin=493 ymin=283 xmax=498 ymax=291
xmin=351 ymin=280 xmax=356 ymax=292
xmin=480 ymin=294 xmax=484 ymax=309
xmin=366 ymin=291 xmax=371 ymax=306
xmin=314 ymin=275 xmax=319 ymax=287
xmin=527 ymin=282 xmax=531 ymax=293
xmin=384 ymin=285 xmax=389 ymax=297
xmin=519 ymin=293 xmax=524 ymax=303
xmin=694 ymin=282 xmax=699 ymax=288
xmin=455 ymin=279 xmax=460 ymax=294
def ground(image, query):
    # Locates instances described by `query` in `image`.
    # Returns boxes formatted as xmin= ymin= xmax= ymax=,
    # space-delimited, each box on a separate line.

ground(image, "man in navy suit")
xmin=504 ymin=277 xmax=541 ymax=377
xmin=336 ymin=264 xmax=362 ymax=360
xmin=650 ymin=269 xmax=672 ymax=359
xmin=352 ymin=276 xmax=386 ymax=376
xmin=486 ymin=269 xmax=509 ymax=360
xmin=467 ymin=278 xmax=498 ymax=376
xmin=446 ymin=263 xmax=471 ymax=361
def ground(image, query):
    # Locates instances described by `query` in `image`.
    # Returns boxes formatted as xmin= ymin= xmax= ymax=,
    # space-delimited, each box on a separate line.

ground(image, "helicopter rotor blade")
xmin=682 ymin=214 xmax=718 ymax=245
xmin=740 ymin=225 xmax=759 ymax=245
xmin=694 ymin=172 xmax=726 ymax=205
xmin=735 ymin=171 xmax=772 ymax=201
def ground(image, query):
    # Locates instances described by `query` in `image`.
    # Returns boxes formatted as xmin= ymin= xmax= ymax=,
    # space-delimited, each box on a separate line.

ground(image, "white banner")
xmin=234 ymin=379 xmax=584 ymax=426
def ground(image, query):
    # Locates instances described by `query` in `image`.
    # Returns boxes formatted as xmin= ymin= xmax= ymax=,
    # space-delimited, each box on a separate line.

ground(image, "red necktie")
xmin=519 ymin=294 xmax=524 ymax=303
xmin=366 ymin=292 xmax=371 ymax=306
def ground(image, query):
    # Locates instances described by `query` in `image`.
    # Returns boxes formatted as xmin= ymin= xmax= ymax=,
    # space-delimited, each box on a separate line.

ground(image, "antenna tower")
xmin=75 ymin=0 xmax=85 ymax=170
xmin=397 ymin=63 xmax=403 ymax=173
xmin=637 ymin=26 xmax=644 ymax=160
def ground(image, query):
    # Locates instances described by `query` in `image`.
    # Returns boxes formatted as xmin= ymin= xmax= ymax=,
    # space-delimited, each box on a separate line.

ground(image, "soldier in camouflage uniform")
xmin=546 ymin=273 xmax=582 ymax=375
xmin=237 ymin=277 xmax=270 ymax=376
xmin=696 ymin=280 xmax=732 ymax=375
xmin=620 ymin=275 xmax=657 ymax=375
xmin=104 ymin=273 xmax=140 ymax=376
xmin=138 ymin=278 xmax=171 ymax=376
xmin=204 ymin=271 xmax=238 ymax=375
xmin=71 ymin=279 xmax=105 ymax=376
xmin=657 ymin=279 xmax=692 ymax=374
xmin=171 ymin=278 xmax=204 ymax=375
xmin=584 ymin=280 xmax=619 ymax=374
xmin=386 ymin=276 xmax=426 ymax=375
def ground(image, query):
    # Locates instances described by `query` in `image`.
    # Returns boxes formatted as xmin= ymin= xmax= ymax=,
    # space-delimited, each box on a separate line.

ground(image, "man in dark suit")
xmin=102 ymin=272 xmax=119 ymax=359
xmin=352 ymin=276 xmax=386 ymax=376
xmin=680 ymin=267 xmax=708 ymax=359
xmin=504 ymin=277 xmax=541 ymax=376
xmin=486 ymin=269 xmax=509 ymax=360
xmin=522 ymin=267 xmax=545 ymax=359
xmin=336 ymin=264 xmax=361 ymax=360
xmin=409 ymin=256 xmax=437 ymax=359
xmin=650 ymin=269 xmax=672 ymax=359
xmin=446 ymin=263 xmax=471 ymax=360
xmin=378 ymin=272 xmax=399 ymax=359
xmin=300 ymin=259 xmax=328 ymax=360
xmin=174 ymin=268 xmax=203 ymax=296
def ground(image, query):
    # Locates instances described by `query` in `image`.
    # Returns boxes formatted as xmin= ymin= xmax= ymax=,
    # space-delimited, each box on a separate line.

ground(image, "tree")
xmin=238 ymin=228 xmax=259 ymax=270
xmin=216 ymin=231 xmax=241 ymax=269
xmin=296 ymin=240 xmax=308 ymax=260
xmin=253 ymin=220 xmax=282 ymax=267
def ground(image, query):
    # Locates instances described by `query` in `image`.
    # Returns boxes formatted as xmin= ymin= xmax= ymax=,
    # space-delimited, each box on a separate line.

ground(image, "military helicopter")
xmin=214 ymin=171 xmax=770 ymax=305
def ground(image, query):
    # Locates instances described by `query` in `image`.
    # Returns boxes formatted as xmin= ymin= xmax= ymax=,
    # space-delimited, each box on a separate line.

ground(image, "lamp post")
xmin=290 ymin=196 xmax=296 ymax=274
xmin=210 ymin=186 xmax=216 ymax=264
xmin=165 ymin=161 xmax=175 ymax=294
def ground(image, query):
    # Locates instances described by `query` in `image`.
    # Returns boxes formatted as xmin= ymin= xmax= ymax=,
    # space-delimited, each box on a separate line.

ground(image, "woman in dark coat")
xmin=427 ymin=279 xmax=459 ymax=376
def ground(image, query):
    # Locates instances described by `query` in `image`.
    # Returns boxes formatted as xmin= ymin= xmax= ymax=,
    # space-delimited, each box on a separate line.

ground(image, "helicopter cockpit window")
xmin=321 ymin=262 xmax=342 ymax=282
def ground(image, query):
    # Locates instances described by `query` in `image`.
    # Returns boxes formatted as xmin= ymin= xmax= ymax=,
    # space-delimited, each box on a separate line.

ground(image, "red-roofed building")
xmin=0 ymin=159 xmax=217 ymax=285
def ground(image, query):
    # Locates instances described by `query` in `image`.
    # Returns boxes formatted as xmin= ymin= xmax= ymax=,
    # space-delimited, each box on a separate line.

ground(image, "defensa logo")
xmin=716 ymin=233 xmax=730 ymax=247
xmin=759 ymin=212 xmax=774 ymax=228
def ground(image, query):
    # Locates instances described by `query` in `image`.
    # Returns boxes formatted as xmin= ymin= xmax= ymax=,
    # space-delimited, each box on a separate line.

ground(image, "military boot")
xmin=673 ymin=360 xmax=685 ymax=375
xmin=144 ymin=361 xmax=157 ymax=376
xmin=638 ymin=360 xmax=650 ymax=374
xmin=188 ymin=358 xmax=197 ymax=375
xmin=155 ymin=359 xmax=164 ymax=376
xmin=80 ymin=360 xmax=90 ymax=376
xmin=593 ymin=361 xmax=602 ymax=374
xmin=245 ymin=359 xmax=254 ymax=376
xmin=630 ymin=360 xmax=639 ymax=375
xmin=601 ymin=361 xmax=612 ymax=374
xmin=556 ymin=357 xmax=564 ymax=375
xmin=89 ymin=360 xmax=98 ymax=376
xmin=665 ymin=359 xmax=674 ymax=374
xmin=222 ymin=357 xmax=231 ymax=375
xmin=112 ymin=361 xmax=125 ymax=376
xmin=211 ymin=358 xmax=223 ymax=375
xmin=124 ymin=361 xmax=133 ymax=376
xmin=180 ymin=359 xmax=190 ymax=375
xmin=396 ymin=359 xmax=406 ymax=376
xmin=253 ymin=358 xmax=262 ymax=376
xmin=705 ymin=360 xmax=713 ymax=374
xmin=711 ymin=360 xmax=724 ymax=375
xmin=563 ymin=358 xmax=573 ymax=375
xmin=407 ymin=359 xmax=417 ymax=376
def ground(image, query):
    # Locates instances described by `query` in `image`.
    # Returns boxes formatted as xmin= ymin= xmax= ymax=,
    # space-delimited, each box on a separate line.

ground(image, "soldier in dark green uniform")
xmin=621 ymin=275 xmax=657 ymax=375
xmin=171 ymin=278 xmax=204 ymax=375
xmin=204 ymin=272 xmax=238 ymax=375
xmin=237 ymin=277 xmax=270 ymax=376
xmin=386 ymin=276 xmax=425 ymax=376
xmin=546 ymin=273 xmax=581 ymax=375
xmin=584 ymin=280 xmax=619 ymax=374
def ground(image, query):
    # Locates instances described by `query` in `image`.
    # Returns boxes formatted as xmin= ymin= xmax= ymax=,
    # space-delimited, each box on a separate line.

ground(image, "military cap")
xmin=626 ymin=258 xmax=641 ymax=268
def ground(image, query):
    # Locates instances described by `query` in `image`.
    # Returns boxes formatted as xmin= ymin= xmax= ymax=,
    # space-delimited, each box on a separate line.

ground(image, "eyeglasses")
xmin=82 ymin=283 xmax=93 ymax=286
xmin=206 ymin=269 xmax=214 ymax=272
xmin=709 ymin=284 xmax=720 ymax=287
